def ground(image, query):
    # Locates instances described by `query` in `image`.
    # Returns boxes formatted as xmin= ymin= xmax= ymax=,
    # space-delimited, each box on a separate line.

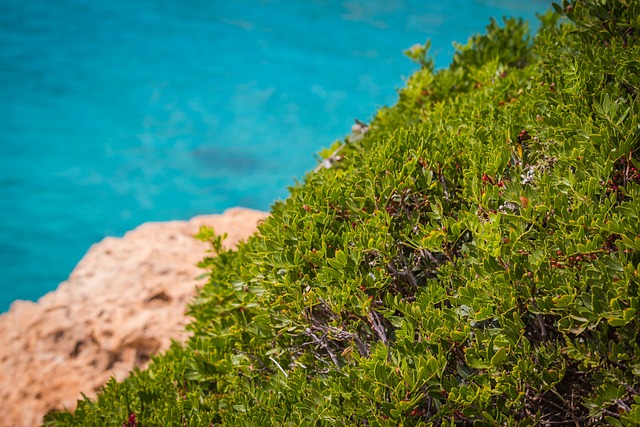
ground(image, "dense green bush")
xmin=45 ymin=1 xmax=640 ymax=425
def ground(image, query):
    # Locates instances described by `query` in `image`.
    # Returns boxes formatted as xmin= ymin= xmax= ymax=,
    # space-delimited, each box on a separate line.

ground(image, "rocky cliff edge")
xmin=0 ymin=208 xmax=268 ymax=427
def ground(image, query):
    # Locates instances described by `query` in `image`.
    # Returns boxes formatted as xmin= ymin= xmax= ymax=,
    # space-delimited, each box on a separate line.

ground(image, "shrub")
xmin=45 ymin=1 xmax=640 ymax=425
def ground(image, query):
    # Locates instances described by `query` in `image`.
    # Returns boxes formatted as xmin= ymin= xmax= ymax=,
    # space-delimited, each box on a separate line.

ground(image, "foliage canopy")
xmin=46 ymin=1 xmax=640 ymax=425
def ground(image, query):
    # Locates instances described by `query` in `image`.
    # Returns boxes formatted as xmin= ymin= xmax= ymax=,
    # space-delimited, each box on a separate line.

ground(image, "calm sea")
xmin=0 ymin=0 xmax=549 ymax=312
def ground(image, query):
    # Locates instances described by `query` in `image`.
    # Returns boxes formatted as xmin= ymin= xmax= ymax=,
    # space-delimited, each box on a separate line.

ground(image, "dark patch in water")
xmin=191 ymin=146 xmax=262 ymax=173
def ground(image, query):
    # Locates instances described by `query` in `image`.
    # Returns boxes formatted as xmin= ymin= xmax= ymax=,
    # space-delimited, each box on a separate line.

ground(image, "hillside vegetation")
xmin=46 ymin=1 xmax=640 ymax=425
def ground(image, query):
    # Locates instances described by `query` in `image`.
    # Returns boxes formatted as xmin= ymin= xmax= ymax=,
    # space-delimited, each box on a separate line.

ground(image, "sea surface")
xmin=0 ymin=0 xmax=549 ymax=312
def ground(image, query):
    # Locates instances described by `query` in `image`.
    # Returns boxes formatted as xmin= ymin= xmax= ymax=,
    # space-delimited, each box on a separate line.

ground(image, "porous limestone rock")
xmin=0 ymin=208 xmax=267 ymax=427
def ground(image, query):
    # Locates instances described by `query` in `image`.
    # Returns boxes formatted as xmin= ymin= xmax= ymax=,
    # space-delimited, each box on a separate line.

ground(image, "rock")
xmin=0 ymin=208 xmax=268 ymax=427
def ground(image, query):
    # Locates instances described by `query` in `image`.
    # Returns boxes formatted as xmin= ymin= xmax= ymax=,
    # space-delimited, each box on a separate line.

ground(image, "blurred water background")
xmin=0 ymin=0 xmax=549 ymax=311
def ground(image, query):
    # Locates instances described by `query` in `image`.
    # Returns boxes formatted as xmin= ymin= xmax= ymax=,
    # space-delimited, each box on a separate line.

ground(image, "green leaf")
xmin=490 ymin=347 xmax=508 ymax=366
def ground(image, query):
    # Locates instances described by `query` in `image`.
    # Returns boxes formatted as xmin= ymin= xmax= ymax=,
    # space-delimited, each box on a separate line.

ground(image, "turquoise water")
xmin=0 ymin=0 xmax=549 ymax=312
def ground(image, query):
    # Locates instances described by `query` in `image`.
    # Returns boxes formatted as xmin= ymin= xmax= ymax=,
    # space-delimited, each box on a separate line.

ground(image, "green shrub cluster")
xmin=45 ymin=1 xmax=640 ymax=425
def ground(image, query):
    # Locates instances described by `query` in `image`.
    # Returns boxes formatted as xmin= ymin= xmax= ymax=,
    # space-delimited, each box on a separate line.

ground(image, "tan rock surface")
xmin=0 ymin=207 xmax=268 ymax=427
